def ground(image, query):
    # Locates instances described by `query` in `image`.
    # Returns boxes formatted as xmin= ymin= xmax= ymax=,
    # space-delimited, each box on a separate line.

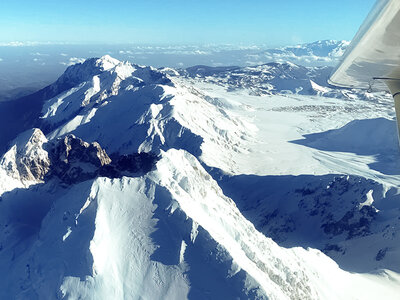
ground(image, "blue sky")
xmin=0 ymin=0 xmax=376 ymax=46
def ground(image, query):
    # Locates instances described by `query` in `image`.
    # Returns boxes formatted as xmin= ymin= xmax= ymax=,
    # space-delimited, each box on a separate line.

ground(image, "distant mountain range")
xmin=249 ymin=40 xmax=350 ymax=66
xmin=0 ymin=40 xmax=349 ymax=103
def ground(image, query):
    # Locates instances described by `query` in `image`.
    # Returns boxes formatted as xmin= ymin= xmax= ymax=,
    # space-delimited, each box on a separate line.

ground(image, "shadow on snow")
xmin=291 ymin=117 xmax=400 ymax=175
xmin=206 ymin=165 xmax=400 ymax=274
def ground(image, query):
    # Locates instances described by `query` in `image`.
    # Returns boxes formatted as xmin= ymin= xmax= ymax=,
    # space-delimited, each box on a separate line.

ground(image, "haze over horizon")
xmin=0 ymin=0 xmax=377 ymax=101
xmin=0 ymin=0 xmax=375 ymax=46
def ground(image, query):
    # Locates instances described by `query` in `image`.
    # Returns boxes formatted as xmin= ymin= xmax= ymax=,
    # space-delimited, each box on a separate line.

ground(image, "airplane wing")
xmin=329 ymin=0 xmax=400 ymax=144
xmin=329 ymin=0 xmax=400 ymax=91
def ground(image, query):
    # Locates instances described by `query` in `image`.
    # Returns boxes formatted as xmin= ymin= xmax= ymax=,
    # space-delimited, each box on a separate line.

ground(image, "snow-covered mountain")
xmin=261 ymin=40 xmax=350 ymax=66
xmin=0 ymin=55 xmax=399 ymax=299
xmin=279 ymin=40 xmax=349 ymax=60
xmin=176 ymin=60 xmax=389 ymax=100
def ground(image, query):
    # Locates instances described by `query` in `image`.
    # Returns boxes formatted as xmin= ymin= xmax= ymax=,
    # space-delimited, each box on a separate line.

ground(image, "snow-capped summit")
xmin=49 ymin=56 xmax=121 ymax=95
xmin=41 ymin=56 xmax=172 ymax=133
xmin=95 ymin=54 xmax=121 ymax=70
xmin=37 ymin=56 xmax=252 ymax=175
xmin=59 ymin=55 xmax=123 ymax=82
xmin=45 ymin=55 xmax=171 ymax=104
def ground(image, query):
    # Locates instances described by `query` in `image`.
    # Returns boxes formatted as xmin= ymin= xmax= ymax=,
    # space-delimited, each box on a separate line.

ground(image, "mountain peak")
xmin=50 ymin=55 xmax=129 ymax=96
xmin=95 ymin=55 xmax=121 ymax=71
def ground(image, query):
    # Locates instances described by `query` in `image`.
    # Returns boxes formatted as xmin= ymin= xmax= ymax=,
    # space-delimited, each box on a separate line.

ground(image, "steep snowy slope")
xmin=1 ymin=140 xmax=399 ymax=299
xmin=1 ymin=55 xmax=400 ymax=299
xmin=180 ymin=80 xmax=400 ymax=276
xmin=38 ymin=56 xmax=254 ymax=175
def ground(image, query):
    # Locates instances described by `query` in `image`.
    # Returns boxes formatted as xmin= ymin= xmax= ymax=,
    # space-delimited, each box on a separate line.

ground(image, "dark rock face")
xmin=17 ymin=130 xmax=51 ymax=182
xmin=0 ymin=129 xmax=50 ymax=183
xmin=46 ymin=134 xmax=159 ymax=184
xmin=215 ymin=173 xmax=386 ymax=270
xmin=47 ymin=135 xmax=112 ymax=184
xmin=321 ymin=205 xmax=377 ymax=239
xmin=100 ymin=153 xmax=159 ymax=179
xmin=376 ymin=248 xmax=388 ymax=261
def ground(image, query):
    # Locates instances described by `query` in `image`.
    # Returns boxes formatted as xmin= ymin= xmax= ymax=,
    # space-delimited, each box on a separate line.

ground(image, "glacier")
xmin=0 ymin=54 xmax=399 ymax=299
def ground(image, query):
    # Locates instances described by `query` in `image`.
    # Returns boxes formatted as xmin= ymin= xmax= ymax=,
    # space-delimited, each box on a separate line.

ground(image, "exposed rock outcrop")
xmin=47 ymin=134 xmax=112 ymax=184
xmin=0 ymin=129 xmax=159 ymax=186
xmin=0 ymin=128 xmax=50 ymax=183
xmin=47 ymin=134 xmax=159 ymax=184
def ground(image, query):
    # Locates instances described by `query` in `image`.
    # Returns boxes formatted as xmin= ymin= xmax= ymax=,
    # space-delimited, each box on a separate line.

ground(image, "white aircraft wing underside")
xmin=329 ymin=0 xmax=400 ymax=91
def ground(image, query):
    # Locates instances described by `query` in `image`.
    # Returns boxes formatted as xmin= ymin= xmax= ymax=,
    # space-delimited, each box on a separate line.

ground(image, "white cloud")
xmin=0 ymin=58 xmax=3 ymax=62
xmin=0 ymin=41 xmax=47 ymax=47
xmin=211 ymin=62 xmax=224 ymax=67
xmin=245 ymin=54 xmax=261 ymax=60
xmin=31 ymin=52 xmax=49 ymax=56
xmin=162 ymin=49 xmax=212 ymax=55
xmin=0 ymin=41 xmax=33 ymax=47
xmin=193 ymin=50 xmax=209 ymax=55
xmin=119 ymin=50 xmax=133 ymax=55
xmin=0 ymin=41 xmax=72 ymax=47
xmin=60 ymin=57 xmax=86 ymax=66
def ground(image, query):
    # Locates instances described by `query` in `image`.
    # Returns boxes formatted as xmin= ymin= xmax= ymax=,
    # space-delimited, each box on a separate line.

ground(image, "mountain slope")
xmin=1 ymin=142 xmax=399 ymax=299
xmin=0 ymin=55 xmax=399 ymax=299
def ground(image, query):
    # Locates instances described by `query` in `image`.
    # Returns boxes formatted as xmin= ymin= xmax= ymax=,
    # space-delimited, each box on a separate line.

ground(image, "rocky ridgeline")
xmin=1 ymin=128 xmax=158 ymax=186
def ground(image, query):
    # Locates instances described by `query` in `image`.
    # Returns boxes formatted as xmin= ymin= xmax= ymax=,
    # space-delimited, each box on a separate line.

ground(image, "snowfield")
xmin=0 ymin=54 xmax=399 ymax=299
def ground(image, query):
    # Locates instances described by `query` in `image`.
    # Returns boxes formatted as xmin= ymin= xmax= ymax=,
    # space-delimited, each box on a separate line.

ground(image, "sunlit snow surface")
xmin=0 ymin=56 xmax=400 ymax=299
xmin=184 ymin=79 xmax=398 ymax=180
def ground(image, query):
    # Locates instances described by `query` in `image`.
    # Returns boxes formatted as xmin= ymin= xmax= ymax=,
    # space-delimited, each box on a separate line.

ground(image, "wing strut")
xmin=385 ymin=79 xmax=400 ymax=145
